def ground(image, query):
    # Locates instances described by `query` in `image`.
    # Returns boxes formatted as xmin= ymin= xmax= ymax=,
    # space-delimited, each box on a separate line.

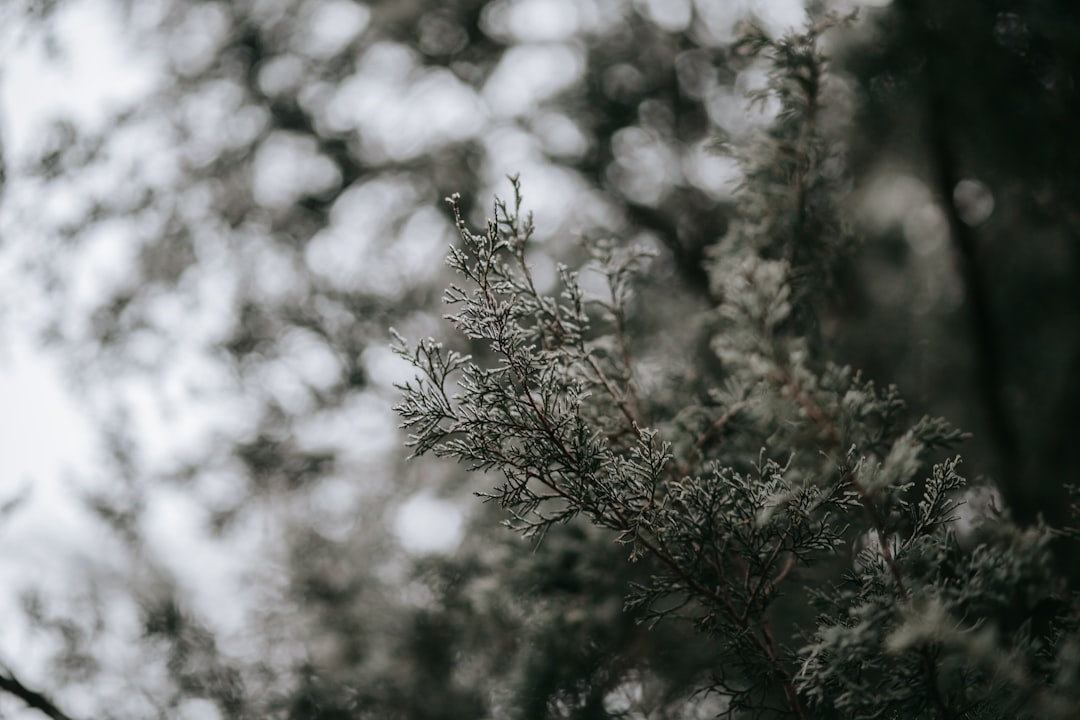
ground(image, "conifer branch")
xmin=396 ymin=14 xmax=1080 ymax=720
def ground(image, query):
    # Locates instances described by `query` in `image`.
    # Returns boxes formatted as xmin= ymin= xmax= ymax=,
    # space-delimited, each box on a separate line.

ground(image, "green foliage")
xmin=6 ymin=0 xmax=1080 ymax=718
xmin=396 ymin=18 xmax=1080 ymax=720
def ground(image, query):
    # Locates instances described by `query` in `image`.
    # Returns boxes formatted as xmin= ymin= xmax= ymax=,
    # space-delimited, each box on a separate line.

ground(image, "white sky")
xmin=1 ymin=0 xmax=158 ymax=161
xmin=0 ymin=0 xmax=139 ymax=560
xmin=0 ymin=2 xmax=254 ymax=710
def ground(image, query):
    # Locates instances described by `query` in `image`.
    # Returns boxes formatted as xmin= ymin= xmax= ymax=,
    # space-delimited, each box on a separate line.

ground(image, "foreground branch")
xmin=0 ymin=670 xmax=78 ymax=720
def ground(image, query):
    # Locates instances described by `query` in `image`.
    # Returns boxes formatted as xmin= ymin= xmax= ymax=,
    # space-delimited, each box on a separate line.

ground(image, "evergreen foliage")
xmin=3 ymin=1 xmax=1080 ymax=719
xmin=395 ymin=18 xmax=1080 ymax=720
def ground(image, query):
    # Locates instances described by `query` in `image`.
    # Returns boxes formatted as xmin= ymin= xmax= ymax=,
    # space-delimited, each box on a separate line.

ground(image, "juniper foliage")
xmin=396 ymin=18 xmax=1080 ymax=720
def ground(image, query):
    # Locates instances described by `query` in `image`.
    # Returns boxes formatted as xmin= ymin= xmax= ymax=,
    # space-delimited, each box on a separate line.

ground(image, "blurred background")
xmin=0 ymin=0 xmax=1078 ymax=717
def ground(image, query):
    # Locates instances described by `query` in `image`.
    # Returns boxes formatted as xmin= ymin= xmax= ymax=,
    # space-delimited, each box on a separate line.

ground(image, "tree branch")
xmin=896 ymin=0 xmax=1020 ymax=519
xmin=0 ymin=669 xmax=79 ymax=720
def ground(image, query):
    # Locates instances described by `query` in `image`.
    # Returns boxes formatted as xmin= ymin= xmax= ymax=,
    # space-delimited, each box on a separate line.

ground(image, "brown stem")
xmin=741 ymin=525 xmax=794 ymax=624
xmin=677 ymin=401 xmax=749 ymax=478
xmin=610 ymin=300 xmax=651 ymax=428
xmin=759 ymin=611 xmax=807 ymax=720
xmin=847 ymin=470 xmax=908 ymax=598
xmin=585 ymin=354 xmax=641 ymax=433
xmin=921 ymin=647 xmax=954 ymax=720
xmin=510 ymin=230 xmax=644 ymax=437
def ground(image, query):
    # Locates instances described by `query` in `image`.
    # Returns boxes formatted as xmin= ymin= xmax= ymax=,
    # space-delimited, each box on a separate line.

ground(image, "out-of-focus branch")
xmin=925 ymin=87 xmax=1018 ymax=487
xmin=623 ymin=201 xmax=717 ymax=303
xmin=894 ymin=0 xmax=1023 ymax=518
xmin=0 ymin=669 xmax=78 ymax=720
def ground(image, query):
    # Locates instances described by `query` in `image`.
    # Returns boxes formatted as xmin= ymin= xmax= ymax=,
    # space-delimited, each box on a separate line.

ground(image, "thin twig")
xmin=741 ymin=525 xmax=795 ymax=624
xmin=678 ymin=401 xmax=749 ymax=477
